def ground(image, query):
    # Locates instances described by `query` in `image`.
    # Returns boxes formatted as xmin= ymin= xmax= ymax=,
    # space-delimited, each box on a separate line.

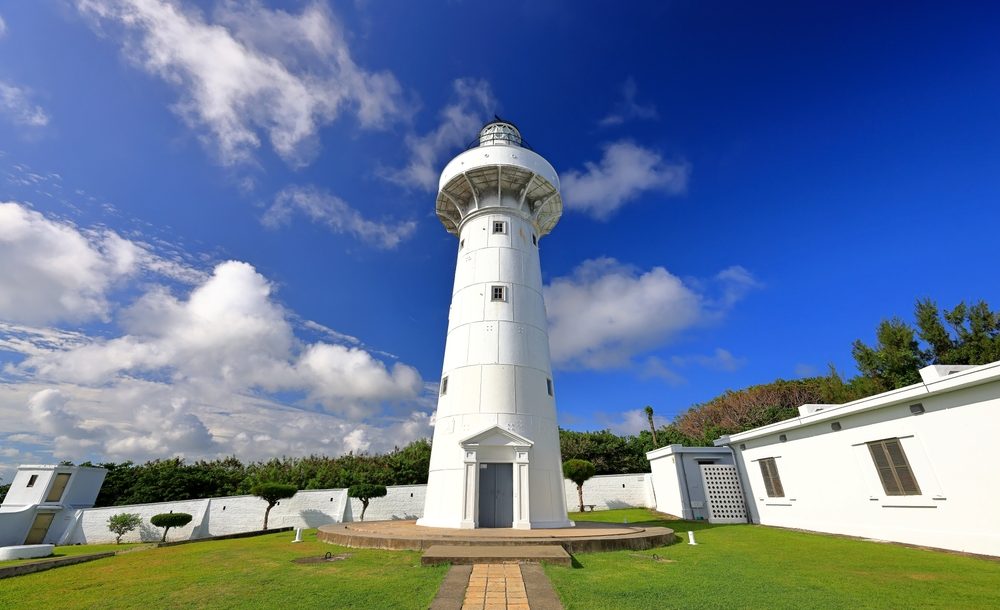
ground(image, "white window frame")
xmin=491 ymin=285 xmax=506 ymax=302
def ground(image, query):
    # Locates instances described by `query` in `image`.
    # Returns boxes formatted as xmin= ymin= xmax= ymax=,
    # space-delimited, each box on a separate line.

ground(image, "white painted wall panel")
xmin=731 ymin=375 xmax=1000 ymax=556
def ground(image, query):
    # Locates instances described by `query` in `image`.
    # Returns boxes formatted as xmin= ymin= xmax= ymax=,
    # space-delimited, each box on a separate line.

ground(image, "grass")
xmin=0 ymin=529 xmax=447 ymax=609
xmin=546 ymin=509 xmax=1000 ymax=609
xmin=0 ymin=542 xmax=148 ymax=567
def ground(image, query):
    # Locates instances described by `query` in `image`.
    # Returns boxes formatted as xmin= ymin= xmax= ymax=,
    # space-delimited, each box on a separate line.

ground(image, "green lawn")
xmin=0 ymin=542 xmax=148 ymax=567
xmin=547 ymin=509 xmax=1000 ymax=609
xmin=0 ymin=530 xmax=446 ymax=610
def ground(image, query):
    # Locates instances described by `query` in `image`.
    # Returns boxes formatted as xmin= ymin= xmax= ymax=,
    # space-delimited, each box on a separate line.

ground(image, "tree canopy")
xmin=348 ymin=483 xmax=387 ymax=521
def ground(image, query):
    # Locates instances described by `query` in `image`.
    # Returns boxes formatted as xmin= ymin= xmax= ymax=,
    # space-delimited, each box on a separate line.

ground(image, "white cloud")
xmin=598 ymin=77 xmax=657 ymax=127
xmin=383 ymin=78 xmax=495 ymax=191
xmin=671 ymin=348 xmax=747 ymax=372
xmin=262 ymin=185 xmax=417 ymax=249
xmin=0 ymin=81 xmax=49 ymax=128
xmin=596 ymin=408 xmax=668 ymax=436
xmin=19 ymin=260 xmax=423 ymax=410
xmin=0 ymin=202 xmax=206 ymax=326
xmin=562 ymin=141 xmax=689 ymax=219
xmin=76 ymin=0 xmax=402 ymax=166
xmin=544 ymin=258 xmax=758 ymax=370
xmin=0 ymin=202 xmax=140 ymax=324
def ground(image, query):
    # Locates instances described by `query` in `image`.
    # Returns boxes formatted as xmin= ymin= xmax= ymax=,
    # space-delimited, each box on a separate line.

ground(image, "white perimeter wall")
xmin=64 ymin=475 xmax=653 ymax=544
xmin=731 ymin=377 xmax=1000 ymax=556
xmin=563 ymin=474 xmax=654 ymax=511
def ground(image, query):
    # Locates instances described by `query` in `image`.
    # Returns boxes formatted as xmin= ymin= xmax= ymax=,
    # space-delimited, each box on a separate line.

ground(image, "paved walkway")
xmin=429 ymin=563 xmax=563 ymax=610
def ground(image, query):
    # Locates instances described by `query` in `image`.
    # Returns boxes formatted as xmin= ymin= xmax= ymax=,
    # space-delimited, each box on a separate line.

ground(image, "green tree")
xmin=644 ymin=405 xmax=658 ymax=447
xmin=150 ymin=512 xmax=193 ymax=542
xmin=107 ymin=512 xmax=142 ymax=544
xmin=852 ymin=317 xmax=927 ymax=391
xmin=250 ymin=482 xmax=297 ymax=530
xmin=348 ymin=483 xmax=387 ymax=521
xmin=562 ymin=459 xmax=596 ymax=512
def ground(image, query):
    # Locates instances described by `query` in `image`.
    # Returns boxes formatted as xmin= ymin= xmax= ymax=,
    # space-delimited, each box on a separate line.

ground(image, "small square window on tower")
xmin=493 ymin=220 xmax=506 ymax=234
xmin=440 ymin=376 xmax=448 ymax=396
xmin=26 ymin=474 xmax=38 ymax=488
xmin=491 ymin=285 xmax=506 ymax=301
xmin=546 ymin=378 xmax=554 ymax=396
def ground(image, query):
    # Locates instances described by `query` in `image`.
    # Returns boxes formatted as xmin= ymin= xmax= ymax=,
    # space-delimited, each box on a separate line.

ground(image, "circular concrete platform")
xmin=317 ymin=520 xmax=675 ymax=553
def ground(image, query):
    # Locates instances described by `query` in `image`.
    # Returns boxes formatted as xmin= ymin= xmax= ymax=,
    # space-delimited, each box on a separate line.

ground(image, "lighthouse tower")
xmin=417 ymin=119 xmax=572 ymax=529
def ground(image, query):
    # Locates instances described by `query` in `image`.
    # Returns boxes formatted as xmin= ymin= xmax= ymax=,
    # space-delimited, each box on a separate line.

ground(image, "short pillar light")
xmin=688 ymin=531 xmax=697 ymax=545
xmin=292 ymin=527 xmax=303 ymax=543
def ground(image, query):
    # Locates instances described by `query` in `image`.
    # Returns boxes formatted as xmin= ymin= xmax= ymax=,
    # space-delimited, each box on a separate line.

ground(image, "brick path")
xmin=462 ymin=563 xmax=529 ymax=610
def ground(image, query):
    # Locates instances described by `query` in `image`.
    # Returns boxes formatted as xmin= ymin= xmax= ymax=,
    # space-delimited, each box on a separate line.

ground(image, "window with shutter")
xmin=867 ymin=438 xmax=921 ymax=495
xmin=758 ymin=457 xmax=784 ymax=498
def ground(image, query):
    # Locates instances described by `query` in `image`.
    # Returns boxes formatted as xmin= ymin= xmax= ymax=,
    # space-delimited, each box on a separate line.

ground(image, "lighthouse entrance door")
xmin=478 ymin=463 xmax=513 ymax=528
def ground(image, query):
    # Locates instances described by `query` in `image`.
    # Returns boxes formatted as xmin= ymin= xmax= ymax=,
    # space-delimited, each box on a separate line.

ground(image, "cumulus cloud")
xmin=562 ymin=141 xmax=689 ymax=219
xmin=0 ymin=202 xmax=140 ymax=324
xmin=596 ymin=407 xmax=669 ymax=436
xmin=544 ymin=258 xmax=758 ymax=370
xmin=671 ymin=348 xmax=747 ymax=372
xmin=0 ymin=202 xmax=206 ymax=325
xmin=383 ymin=78 xmax=496 ymax=191
xmin=76 ymin=0 xmax=402 ymax=166
xmin=0 ymin=81 xmax=49 ymax=128
xmin=20 ymin=260 xmax=423 ymax=410
xmin=262 ymin=185 xmax=417 ymax=249
xmin=598 ymin=77 xmax=658 ymax=127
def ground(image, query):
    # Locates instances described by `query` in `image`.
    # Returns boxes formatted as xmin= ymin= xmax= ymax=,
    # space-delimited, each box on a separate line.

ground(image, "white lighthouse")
xmin=417 ymin=119 xmax=572 ymax=529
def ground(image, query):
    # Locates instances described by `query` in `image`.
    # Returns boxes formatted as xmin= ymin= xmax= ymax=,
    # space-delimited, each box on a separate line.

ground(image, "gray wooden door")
xmin=478 ymin=463 xmax=513 ymax=528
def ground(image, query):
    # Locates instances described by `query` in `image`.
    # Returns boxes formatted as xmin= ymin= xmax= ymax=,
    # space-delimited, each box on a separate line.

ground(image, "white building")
xmin=645 ymin=445 xmax=737 ymax=521
xmin=418 ymin=119 xmax=572 ymax=529
xmin=0 ymin=464 xmax=106 ymax=547
xmin=715 ymin=361 xmax=1000 ymax=556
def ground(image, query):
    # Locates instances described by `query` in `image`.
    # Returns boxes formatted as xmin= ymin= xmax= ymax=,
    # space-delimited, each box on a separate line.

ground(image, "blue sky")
xmin=1 ymin=1 xmax=998 ymax=478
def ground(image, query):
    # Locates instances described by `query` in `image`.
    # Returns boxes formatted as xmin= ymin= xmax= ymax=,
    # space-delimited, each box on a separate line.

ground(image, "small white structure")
xmin=716 ymin=360 xmax=1000 ymax=556
xmin=418 ymin=119 xmax=572 ymax=529
xmin=646 ymin=445 xmax=740 ymax=522
xmin=0 ymin=464 xmax=106 ymax=547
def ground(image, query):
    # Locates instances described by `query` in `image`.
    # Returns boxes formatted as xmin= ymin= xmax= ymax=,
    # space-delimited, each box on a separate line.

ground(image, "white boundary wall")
xmin=563 ymin=473 xmax=654 ymax=511
xmin=66 ymin=474 xmax=653 ymax=543
xmin=720 ymin=361 xmax=1000 ymax=557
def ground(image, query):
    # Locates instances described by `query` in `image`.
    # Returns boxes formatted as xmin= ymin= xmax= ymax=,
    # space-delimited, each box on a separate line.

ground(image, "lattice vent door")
xmin=700 ymin=464 xmax=748 ymax=524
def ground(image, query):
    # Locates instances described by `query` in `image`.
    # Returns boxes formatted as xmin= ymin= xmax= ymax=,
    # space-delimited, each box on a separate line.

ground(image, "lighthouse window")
xmin=26 ymin=474 xmax=38 ymax=488
xmin=546 ymin=378 xmax=554 ymax=396
xmin=491 ymin=286 xmax=506 ymax=301
xmin=493 ymin=221 xmax=507 ymax=234
xmin=440 ymin=376 xmax=448 ymax=396
xmin=532 ymin=234 xmax=537 ymax=246
xmin=460 ymin=239 xmax=465 ymax=250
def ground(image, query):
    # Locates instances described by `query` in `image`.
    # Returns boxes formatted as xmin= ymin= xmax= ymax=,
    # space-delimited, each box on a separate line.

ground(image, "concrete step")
xmin=421 ymin=544 xmax=571 ymax=567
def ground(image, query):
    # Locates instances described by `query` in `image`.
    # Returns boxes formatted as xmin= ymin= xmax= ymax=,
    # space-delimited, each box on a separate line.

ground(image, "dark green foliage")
xmin=250 ymin=482 xmax=297 ymax=530
xmin=915 ymin=299 xmax=1000 ymax=365
xmin=563 ymin=459 xmax=596 ymax=512
xmin=150 ymin=512 xmax=193 ymax=542
xmin=559 ymin=429 xmax=654 ymax=474
xmin=0 ymin=483 xmax=9 ymax=504
xmin=348 ymin=483 xmax=387 ymax=521
xmin=107 ymin=512 xmax=142 ymax=544
xmin=90 ymin=440 xmax=431 ymax=507
xmin=852 ymin=317 xmax=927 ymax=392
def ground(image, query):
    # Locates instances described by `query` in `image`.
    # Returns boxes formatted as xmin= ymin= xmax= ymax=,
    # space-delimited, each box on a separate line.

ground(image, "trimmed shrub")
xmin=563 ymin=459 xmax=597 ymax=512
xmin=107 ymin=512 xmax=142 ymax=544
xmin=249 ymin=482 xmax=298 ymax=530
xmin=348 ymin=484 xmax=387 ymax=521
xmin=150 ymin=512 xmax=193 ymax=542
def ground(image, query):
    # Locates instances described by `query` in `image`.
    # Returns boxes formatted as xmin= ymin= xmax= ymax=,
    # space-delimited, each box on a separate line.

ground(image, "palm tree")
xmin=645 ymin=405 xmax=658 ymax=447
